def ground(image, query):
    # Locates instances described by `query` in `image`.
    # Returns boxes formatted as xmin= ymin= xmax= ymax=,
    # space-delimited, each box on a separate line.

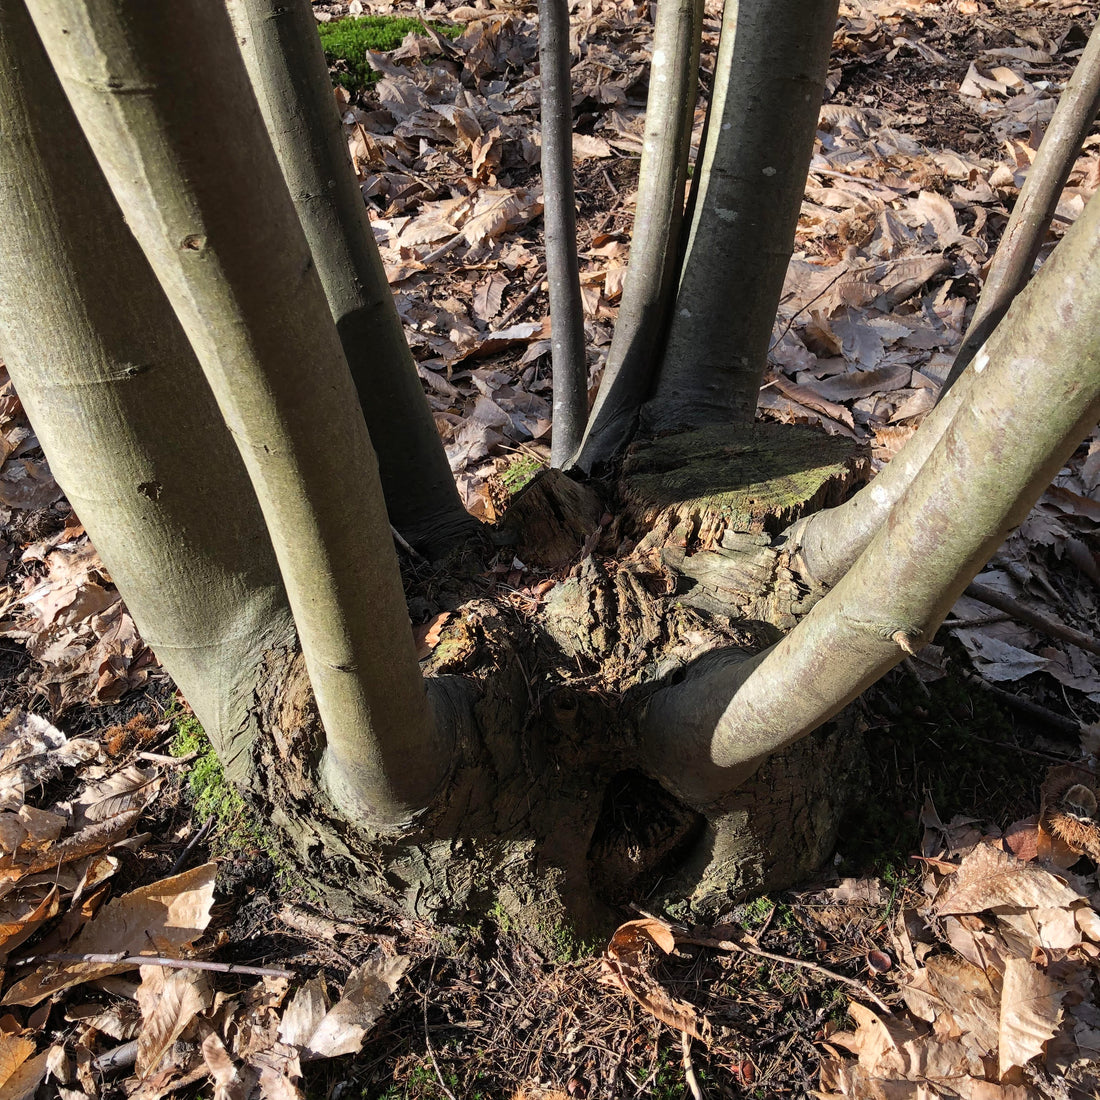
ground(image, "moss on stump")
xmin=622 ymin=423 xmax=868 ymax=554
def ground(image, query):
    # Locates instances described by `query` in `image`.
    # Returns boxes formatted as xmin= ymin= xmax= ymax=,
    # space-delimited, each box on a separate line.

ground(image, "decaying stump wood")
xmin=622 ymin=424 xmax=869 ymax=630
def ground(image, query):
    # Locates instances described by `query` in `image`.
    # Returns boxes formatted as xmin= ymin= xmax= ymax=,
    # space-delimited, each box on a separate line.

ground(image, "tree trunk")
xmin=573 ymin=0 xmax=703 ymax=473
xmin=642 ymin=0 xmax=840 ymax=431
xmin=538 ymin=0 xmax=588 ymax=467
xmin=226 ymin=0 xmax=477 ymax=556
xmin=27 ymin=0 xmax=455 ymax=825
xmin=0 ymin=0 xmax=293 ymax=788
xmin=4 ymin=0 xmax=1099 ymax=945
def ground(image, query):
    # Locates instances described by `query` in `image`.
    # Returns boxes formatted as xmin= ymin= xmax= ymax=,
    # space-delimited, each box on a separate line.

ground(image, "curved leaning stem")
xmin=572 ymin=0 xmax=703 ymax=474
xmin=0 ymin=0 xmax=293 ymax=784
xmin=28 ymin=0 xmax=453 ymax=826
xmin=643 ymin=189 xmax=1100 ymax=806
xmin=226 ymin=0 xmax=477 ymax=556
xmin=783 ymin=358 xmax=976 ymax=589
xmin=538 ymin=0 xmax=588 ymax=467
xmin=942 ymin=14 xmax=1100 ymax=393
xmin=642 ymin=0 xmax=839 ymax=432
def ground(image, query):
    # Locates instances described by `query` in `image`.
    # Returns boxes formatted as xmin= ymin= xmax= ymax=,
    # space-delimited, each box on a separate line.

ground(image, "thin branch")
xmin=965 ymin=580 xmax=1100 ymax=657
xmin=423 ymin=973 xmax=459 ymax=1100
xmin=168 ymin=814 xmax=216 ymax=877
xmin=538 ymin=0 xmax=588 ymax=467
xmin=682 ymin=1031 xmax=706 ymax=1100
xmin=11 ymin=951 xmax=295 ymax=979
xmin=497 ymin=268 xmax=546 ymax=328
xmin=942 ymin=15 xmax=1100 ymax=392
xmin=679 ymin=934 xmax=892 ymax=1014
xmin=959 ymin=671 xmax=1086 ymax=740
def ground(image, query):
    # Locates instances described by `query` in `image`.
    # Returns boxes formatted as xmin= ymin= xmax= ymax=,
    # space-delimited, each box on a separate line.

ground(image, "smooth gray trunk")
xmin=573 ymin=0 xmax=703 ymax=473
xmin=0 ymin=0 xmax=293 ymax=785
xmin=226 ymin=0 xmax=476 ymax=555
xmin=643 ymin=190 xmax=1100 ymax=805
xmin=643 ymin=0 xmax=839 ymax=431
xmin=28 ymin=0 xmax=453 ymax=825
xmin=539 ymin=0 xmax=588 ymax=467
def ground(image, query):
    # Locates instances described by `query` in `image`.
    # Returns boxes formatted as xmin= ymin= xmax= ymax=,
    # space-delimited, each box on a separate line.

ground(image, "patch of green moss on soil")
xmin=318 ymin=15 xmax=460 ymax=96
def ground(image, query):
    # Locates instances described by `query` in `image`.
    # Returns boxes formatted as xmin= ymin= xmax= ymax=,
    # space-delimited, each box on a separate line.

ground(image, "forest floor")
xmin=1 ymin=0 xmax=1100 ymax=1097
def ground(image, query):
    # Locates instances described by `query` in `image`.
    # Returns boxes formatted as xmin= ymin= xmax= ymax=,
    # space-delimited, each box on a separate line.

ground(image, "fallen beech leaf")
xmin=0 ymin=886 xmax=60 ymax=957
xmin=0 ymin=1034 xmax=36 ymax=1089
xmin=601 ymin=919 xmax=711 ymax=1043
xmin=0 ymin=1045 xmax=48 ymax=1100
xmin=414 ymin=612 xmax=451 ymax=659
xmin=136 ymin=965 xmax=213 ymax=1077
xmin=998 ymin=957 xmax=1066 ymax=1078
xmin=935 ymin=843 xmax=1081 ymax=917
xmin=280 ymin=956 xmax=409 ymax=1060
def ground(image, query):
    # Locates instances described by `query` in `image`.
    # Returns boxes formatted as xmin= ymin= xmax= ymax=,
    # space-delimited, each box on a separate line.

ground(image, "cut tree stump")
xmin=622 ymin=422 xmax=868 ymax=552
xmin=622 ymin=423 xmax=870 ymax=630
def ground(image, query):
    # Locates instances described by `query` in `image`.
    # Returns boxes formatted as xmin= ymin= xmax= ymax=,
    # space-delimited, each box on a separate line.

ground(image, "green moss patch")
xmin=318 ymin=15 xmax=461 ymax=96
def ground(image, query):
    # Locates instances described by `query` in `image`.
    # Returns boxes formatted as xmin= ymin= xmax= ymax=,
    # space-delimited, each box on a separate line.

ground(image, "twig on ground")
xmin=421 ymin=234 xmax=464 ymax=265
xmin=11 ymin=951 xmax=295 ymax=979
xmin=965 ymin=580 xmax=1100 ymax=658
xmin=960 ymin=670 xmax=1084 ymax=739
xmin=423 ymin=972 xmax=459 ymax=1100
xmin=901 ymin=657 xmax=932 ymax=698
xmin=137 ymin=750 xmax=197 ymax=766
xmin=679 ymin=933 xmax=892 ymax=1014
xmin=391 ymin=524 xmax=427 ymax=564
xmin=497 ymin=268 xmax=546 ymax=327
xmin=959 ymin=732 xmax=1081 ymax=764
xmin=168 ymin=813 xmax=215 ymax=877
xmin=682 ymin=1031 xmax=705 ymax=1100
xmin=93 ymin=1040 xmax=138 ymax=1075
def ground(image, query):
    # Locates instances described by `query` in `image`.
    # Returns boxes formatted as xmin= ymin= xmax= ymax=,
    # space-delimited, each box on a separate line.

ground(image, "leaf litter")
xmin=0 ymin=0 xmax=1097 ymax=1095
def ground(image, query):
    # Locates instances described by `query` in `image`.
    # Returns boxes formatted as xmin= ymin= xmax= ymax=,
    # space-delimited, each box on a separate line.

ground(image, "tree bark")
xmin=226 ymin=0 xmax=477 ymax=555
xmin=643 ymin=0 xmax=839 ymax=431
xmin=538 ymin=0 xmax=588 ymax=467
xmin=28 ymin=0 xmax=455 ymax=825
xmin=572 ymin=0 xmax=703 ymax=473
xmin=643 ymin=189 xmax=1100 ymax=805
xmin=942 ymin=14 xmax=1100 ymax=392
xmin=782 ymin=360 xmax=974 ymax=590
xmin=0 ymin=0 xmax=293 ymax=787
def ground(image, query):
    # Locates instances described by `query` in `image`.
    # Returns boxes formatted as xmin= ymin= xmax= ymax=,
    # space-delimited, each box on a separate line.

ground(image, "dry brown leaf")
xmin=279 ymin=956 xmax=409 ymax=1060
xmin=0 ymin=1045 xmax=49 ymax=1100
xmin=414 ymin=612 xmax=452 ymax=660
xmin=997 ymin=956 xmax=1066 ymax=1078
xmin=200 ymin=1026 xmax=252 ymax=1100
xmin=0 ymin=1034 xmax=36 ymax=1089
xmin=136 ymin=965 xmax=213 ymax=1077
xmin=924 ymin=954 xmax=999 ymax=1052
xmin=571 ymin=134 xmax=612 ymax=160
xmin=935 ymin=843 xmax=1082 ymax=917
xmin=71 ymin=765 xmax=161 ymax=826
xmin=0 ymin=885 xmax=60 ymax=957
xmin=601 ymin=919 xmax=711 ymax=1043
xmin=2 ymin=861 xmax=216 ymax=1006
